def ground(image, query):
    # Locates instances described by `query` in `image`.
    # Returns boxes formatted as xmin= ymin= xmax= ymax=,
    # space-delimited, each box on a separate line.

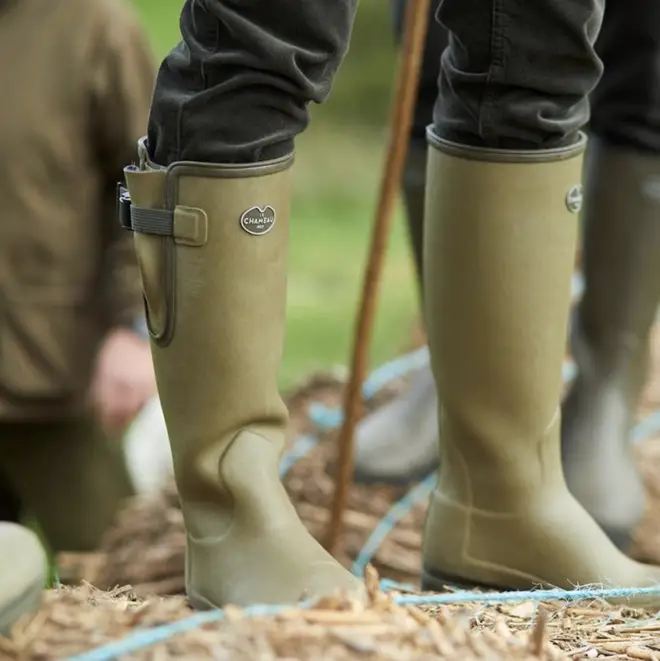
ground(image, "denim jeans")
xmin=394 ymin=0 xmax=660 ymax=154
xmin=148 ymin=0 xmax=610 ymax=164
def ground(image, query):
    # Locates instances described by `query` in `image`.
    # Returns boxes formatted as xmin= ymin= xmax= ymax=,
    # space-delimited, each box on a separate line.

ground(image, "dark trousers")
xmin=0 ymin=477 xmax=20 ymax=522
xmin=147 ymin=0 xmax=660 ymax=164
xmin=0 ymin=418 xmax=133 ymax=552
xmin=394 ymin=0 xmax=660 ymax=154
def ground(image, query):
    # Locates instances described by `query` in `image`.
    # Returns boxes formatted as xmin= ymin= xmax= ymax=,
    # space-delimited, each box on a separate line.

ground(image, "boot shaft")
xmin=123 ymin=143 xmax=292 ymax=505
xmin=423 ymin=131 xmax=585 ymax=510
xmin=575 ymin=138 xmax=660 ymax=385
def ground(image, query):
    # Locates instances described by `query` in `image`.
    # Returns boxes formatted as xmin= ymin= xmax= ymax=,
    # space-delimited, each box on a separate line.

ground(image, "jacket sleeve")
xmin=89 ymin=0 xmax=156 ymax=331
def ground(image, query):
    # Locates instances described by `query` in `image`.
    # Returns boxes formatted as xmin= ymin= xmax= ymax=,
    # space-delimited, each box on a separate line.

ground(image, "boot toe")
xmin=186 ymin=525 xmax=365 ymax=609
xmin=301 ymin=559 xmax=365 ymax=601
xmin=422 ymin=487 xmax=660 ymax=609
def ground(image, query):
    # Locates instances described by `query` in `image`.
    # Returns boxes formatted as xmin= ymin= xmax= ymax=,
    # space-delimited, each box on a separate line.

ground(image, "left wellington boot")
xmin=121 ymin=138 xmax=364 ymax=609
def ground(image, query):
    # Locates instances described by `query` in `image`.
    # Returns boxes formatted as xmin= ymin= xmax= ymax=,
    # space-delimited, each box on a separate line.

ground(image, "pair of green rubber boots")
xmin=5 ymin=128 xmax=660 ymax=634
xmin=116 ymin=131 xmax=660 ymax=609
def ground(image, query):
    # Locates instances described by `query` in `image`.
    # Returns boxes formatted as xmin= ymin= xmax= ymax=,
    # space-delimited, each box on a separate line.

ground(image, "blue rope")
xmin=307 ymin=402 xmax=345 ymax=430
xmin=63 ymin=602 xmax=314 ymax=661
xmin=278 ymin=347 xmax=429 ymax=474
xmin=379 ymin=578 xmax=419 ymax=592
xmin=632 ymin=410 xmax=660 ymax=444
xmin=394 ymin=584 xmax=660 ymax=606
xmin=352 ymin=474 xmax=436 ymax=577
xmin=64 ymin=583 xmax=660 ymax=661
xmin=278 ymin=434 xmax=319 ymax=478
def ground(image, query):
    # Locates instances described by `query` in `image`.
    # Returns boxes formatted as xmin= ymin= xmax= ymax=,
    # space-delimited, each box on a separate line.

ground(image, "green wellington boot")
xmin=562 ymin=139 xmax=660 ymax=551
xmin=0 ymin=523 xmax=46 ymax=636
xmin=120 ymin=139 xmax=363 ymax=609
xmin=353 ymin=140 xmax=440 ymax=485
xmin=420 ymin=130 xmax=660 ymax=608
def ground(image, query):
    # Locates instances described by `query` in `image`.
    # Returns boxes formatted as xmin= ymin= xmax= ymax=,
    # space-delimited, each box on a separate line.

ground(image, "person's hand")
xmin=91 ymin=327 xmax=157 ymax=436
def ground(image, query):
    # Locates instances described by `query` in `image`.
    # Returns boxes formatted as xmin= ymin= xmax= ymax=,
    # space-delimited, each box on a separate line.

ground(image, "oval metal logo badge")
xmin=239 ymin=205 xmax=276 ymax=236
xmin=565 ymin=185 xmax=583 ymax=214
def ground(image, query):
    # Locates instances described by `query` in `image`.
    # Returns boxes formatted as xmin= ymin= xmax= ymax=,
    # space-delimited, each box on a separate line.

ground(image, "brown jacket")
xmin=0 ymin=0 xmax=156 ymax=419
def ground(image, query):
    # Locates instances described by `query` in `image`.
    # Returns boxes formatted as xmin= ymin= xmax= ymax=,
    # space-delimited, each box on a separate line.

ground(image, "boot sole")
xmin=422 ymin=536 xmax=633 ymax=596
xmin=187 ymin=590 xmax=216 ymax=611
xmin=0 ymin=579 xmax=43 ymax=637
xmin=421 ymin=567 xmax=512 ymax=595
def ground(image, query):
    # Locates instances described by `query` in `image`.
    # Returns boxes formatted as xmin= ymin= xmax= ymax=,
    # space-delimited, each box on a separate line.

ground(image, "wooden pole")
xmin=324 ymin=0 xmax=432 ymax=556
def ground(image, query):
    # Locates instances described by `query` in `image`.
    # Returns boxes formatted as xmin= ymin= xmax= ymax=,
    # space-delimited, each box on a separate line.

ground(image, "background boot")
xmin=353 ymin=140 xmax=440 ymax=484
xmin=0 ymin=523 xmax=46 ymax=636
xmin=562 ymin=139 xmax=660 ymax=551
xmin=421 ymin=131 xmax=660 ymax=608
xmin=123 ymin=140 xmax=362 ymax=609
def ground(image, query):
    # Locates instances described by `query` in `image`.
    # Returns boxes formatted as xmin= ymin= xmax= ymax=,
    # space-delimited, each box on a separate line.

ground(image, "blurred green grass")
xmin=131 ymin=0 xmax=419 ymax=388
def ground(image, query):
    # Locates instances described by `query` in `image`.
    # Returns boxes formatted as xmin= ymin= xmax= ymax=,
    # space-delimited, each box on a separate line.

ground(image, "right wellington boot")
xmin=421 ymin=130 xmax=660 ymax=608
xmin=354 ymin=140 xmax=440 ymax=485
xmin=0 ymin=523 xmax=46 ymax=636
xmin=121 ymin=138 xmax=363 ymax=609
